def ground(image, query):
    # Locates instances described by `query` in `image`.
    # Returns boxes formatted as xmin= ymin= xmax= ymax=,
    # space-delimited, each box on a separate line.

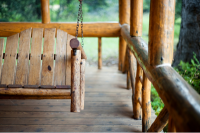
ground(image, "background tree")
xmin=173 ymin=0 xmax=200 ymax=66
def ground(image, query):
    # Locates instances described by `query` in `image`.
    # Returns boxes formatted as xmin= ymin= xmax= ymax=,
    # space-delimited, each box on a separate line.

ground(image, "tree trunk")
xmin=173 ymin=0 xmax=200 ymax=67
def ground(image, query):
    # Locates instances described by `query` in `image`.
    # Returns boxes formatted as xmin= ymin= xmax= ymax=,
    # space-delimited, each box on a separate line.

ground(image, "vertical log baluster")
xmin=127 ymin=48 xmax=137 ymax=111
xmin=98 ymin=37 xmax=102 ymax=69
xmin=142 ymin=73 xmax=151 ymax=132
xmin=130 ymin=0 xmax=143 ymax=120
xmin=133 ymin=62 xmax=143 ymax=119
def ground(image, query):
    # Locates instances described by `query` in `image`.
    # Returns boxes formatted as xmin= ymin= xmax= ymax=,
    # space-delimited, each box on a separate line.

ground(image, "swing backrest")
xmin=0 ymin=28 xmax=74 ymax=87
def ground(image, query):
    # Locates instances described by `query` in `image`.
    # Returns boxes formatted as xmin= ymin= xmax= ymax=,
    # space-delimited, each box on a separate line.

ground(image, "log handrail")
xmin=121 ymin=24 xmax=200 ymax=132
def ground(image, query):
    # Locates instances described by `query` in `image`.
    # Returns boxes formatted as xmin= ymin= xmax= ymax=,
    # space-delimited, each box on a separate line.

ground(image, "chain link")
xmin=75 ymin=0 xmax=84 ymax=47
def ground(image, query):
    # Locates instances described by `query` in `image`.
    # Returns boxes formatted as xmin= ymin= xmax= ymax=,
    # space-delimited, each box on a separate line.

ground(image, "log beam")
xmin=0 ymin=22 xmax=120 ymax=37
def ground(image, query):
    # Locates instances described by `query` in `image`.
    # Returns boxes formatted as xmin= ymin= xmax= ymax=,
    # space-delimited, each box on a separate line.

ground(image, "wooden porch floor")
xmin=0 ymin=66 xmax=156 ymax=132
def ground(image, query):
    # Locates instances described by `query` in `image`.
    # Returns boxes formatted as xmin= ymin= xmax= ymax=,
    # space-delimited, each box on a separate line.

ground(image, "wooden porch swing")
xmin=0 ymin=27 xmax=87 ymax=112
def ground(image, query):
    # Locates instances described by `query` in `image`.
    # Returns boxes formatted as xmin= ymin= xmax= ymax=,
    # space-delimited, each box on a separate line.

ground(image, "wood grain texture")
xmin=80 ymin=59 xmax=85 ymax=110
xmin=28 ymin=28 xmax=43 ymax=85
xmin=0 ymin=95 xmax=71 ymax=99
xmin=148 ymin=0 xmax=175 ymax=66
xmin=1 ymin=33 xmax=19 ymax=85
xmin=41 ymin=28 xmax=56 ymax=85
xmin=121 ymin=24 xmax=200 ymax=131
xmin=41 ymin=0 xmax=50 ymax=24
xmin=142 ymin=73 xmax=151 ymax=132
xmin=0 ymin=23 xmax=120 ymax=37
xmin=66 ymin=34 xmax=73 ymax=85
xmin=119 ymin=0 xmax=130 ymax=25
xmin=54 ymin=29 xmax=67 ymax=85
xmin=0 ymin=66 xmax=157 ymax=132
xmin=0 ymin=88 xmax=70 ymax=96
xmin=130 ymin=0 xmax=143 ymax=36
xmin=0 ymin=39 xmax=4 ymax=83
xmin=98 ymin=37 xmax=102 ymax=69
xmin=148 ymin=106 xmax=169 ymax=132
xmin=133 ymin=62 xmax=142 ymax=120
xmin=127 ymin=48 xmax=137 ymax=112
xmin=15 ymin=28 xmax=32 ymax=85
xmin=71 ymin=50 xmax=81 ymax=112
xmin=168 ymin=115 xmax=176 ymax=132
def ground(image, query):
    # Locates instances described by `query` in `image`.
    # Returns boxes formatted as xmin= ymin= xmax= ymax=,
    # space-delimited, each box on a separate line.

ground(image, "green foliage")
xmin=151 ymin=85 xmax=164 ymax=116
xmin=0 ymin=0 xmax=41 ymax=22
xmin=175 ymin=0 xmax=182 ymax=20
xmin=175 ymin=53 xmax=200 ymax=94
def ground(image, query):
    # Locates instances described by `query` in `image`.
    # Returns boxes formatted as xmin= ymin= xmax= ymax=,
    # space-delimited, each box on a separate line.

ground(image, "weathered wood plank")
xmin=15 ymin=28 xmax=32 ymax=85
xmin=41 ymin=28 xmax=56 ymax=85
xmin=0 ymin=125 xmax=141 ymax=132
xmin=66 ymin=34 xmax=73 ymax=85
xmin=0 ymin=39 xmax=5 ymax=82
xmin=28 ymin=28 xmax=43 ymax=85
xmin=54 ymin=29 xmax=67 ymax=85
xmin=0 ymin=88 xmax=70 ymax=96
xmin=1 ymin=33 xmax=19 ymax=85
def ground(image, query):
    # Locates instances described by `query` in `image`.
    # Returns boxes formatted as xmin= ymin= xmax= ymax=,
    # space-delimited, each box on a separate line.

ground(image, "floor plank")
xmin=0 ymin=66 xmax=156 ymax=132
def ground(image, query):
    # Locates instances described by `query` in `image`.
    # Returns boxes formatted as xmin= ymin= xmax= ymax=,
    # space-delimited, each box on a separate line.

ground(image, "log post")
xmin=148 ymin=0 xmax=175 ymax=66
xmin=41 ymin=0 xmax=50 ymax=24
xmin=119 ymin=0 xmax=130 ymax=71
xmin=98 ymin=37 xmax=102 ymax=69
xmin=142 ymin=73 xmax=151 ymax=132
xmin=148 ymin=106 xmax=169 ymax=132
xmin=133 ymin=62 xmax=143 ymax=119
xmin=148 ymin=0 xmax=175 ymax=131
xmin=130 ymin=0 xmax=143 ymax=37
xmin=168 ymin=115 xmax=176 ymax=132
xmin=80 ymin=59 xmax=85 ymax=110
xmin=71 ymin=49 xmax=81 ymax=112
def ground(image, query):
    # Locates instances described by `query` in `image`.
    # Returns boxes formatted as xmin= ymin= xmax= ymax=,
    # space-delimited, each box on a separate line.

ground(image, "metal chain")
xmin=75 ymin=0 xmax=84 ymax=47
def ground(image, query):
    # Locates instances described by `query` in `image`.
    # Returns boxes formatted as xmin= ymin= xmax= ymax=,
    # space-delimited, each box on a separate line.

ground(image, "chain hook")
xmin=75 ymin=0 xmax=84 ymax=47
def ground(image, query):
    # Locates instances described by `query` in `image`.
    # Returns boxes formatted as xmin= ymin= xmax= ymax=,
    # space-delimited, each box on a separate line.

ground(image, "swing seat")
xmin=0 ymin=28 xmax=86 ymax=112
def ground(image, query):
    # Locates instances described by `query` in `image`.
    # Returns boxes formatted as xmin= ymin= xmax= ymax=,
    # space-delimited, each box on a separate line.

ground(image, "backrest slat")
xmin=54 ymin=29 xmax=68 ymax=85
xmin=41 ymin=28 xmax=56 ymax=85
xmin=1 ymin=33 xmax=19 ymax=85
xmin=0 ymin=39 xmax=4 ymax=83
xmin=66 ymin=34 xmax=73 ymax=85
xmin=28 ymin=28 xmax=43 ymax=85
xmin=15 ymin=28 xmax=32 ymax=85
